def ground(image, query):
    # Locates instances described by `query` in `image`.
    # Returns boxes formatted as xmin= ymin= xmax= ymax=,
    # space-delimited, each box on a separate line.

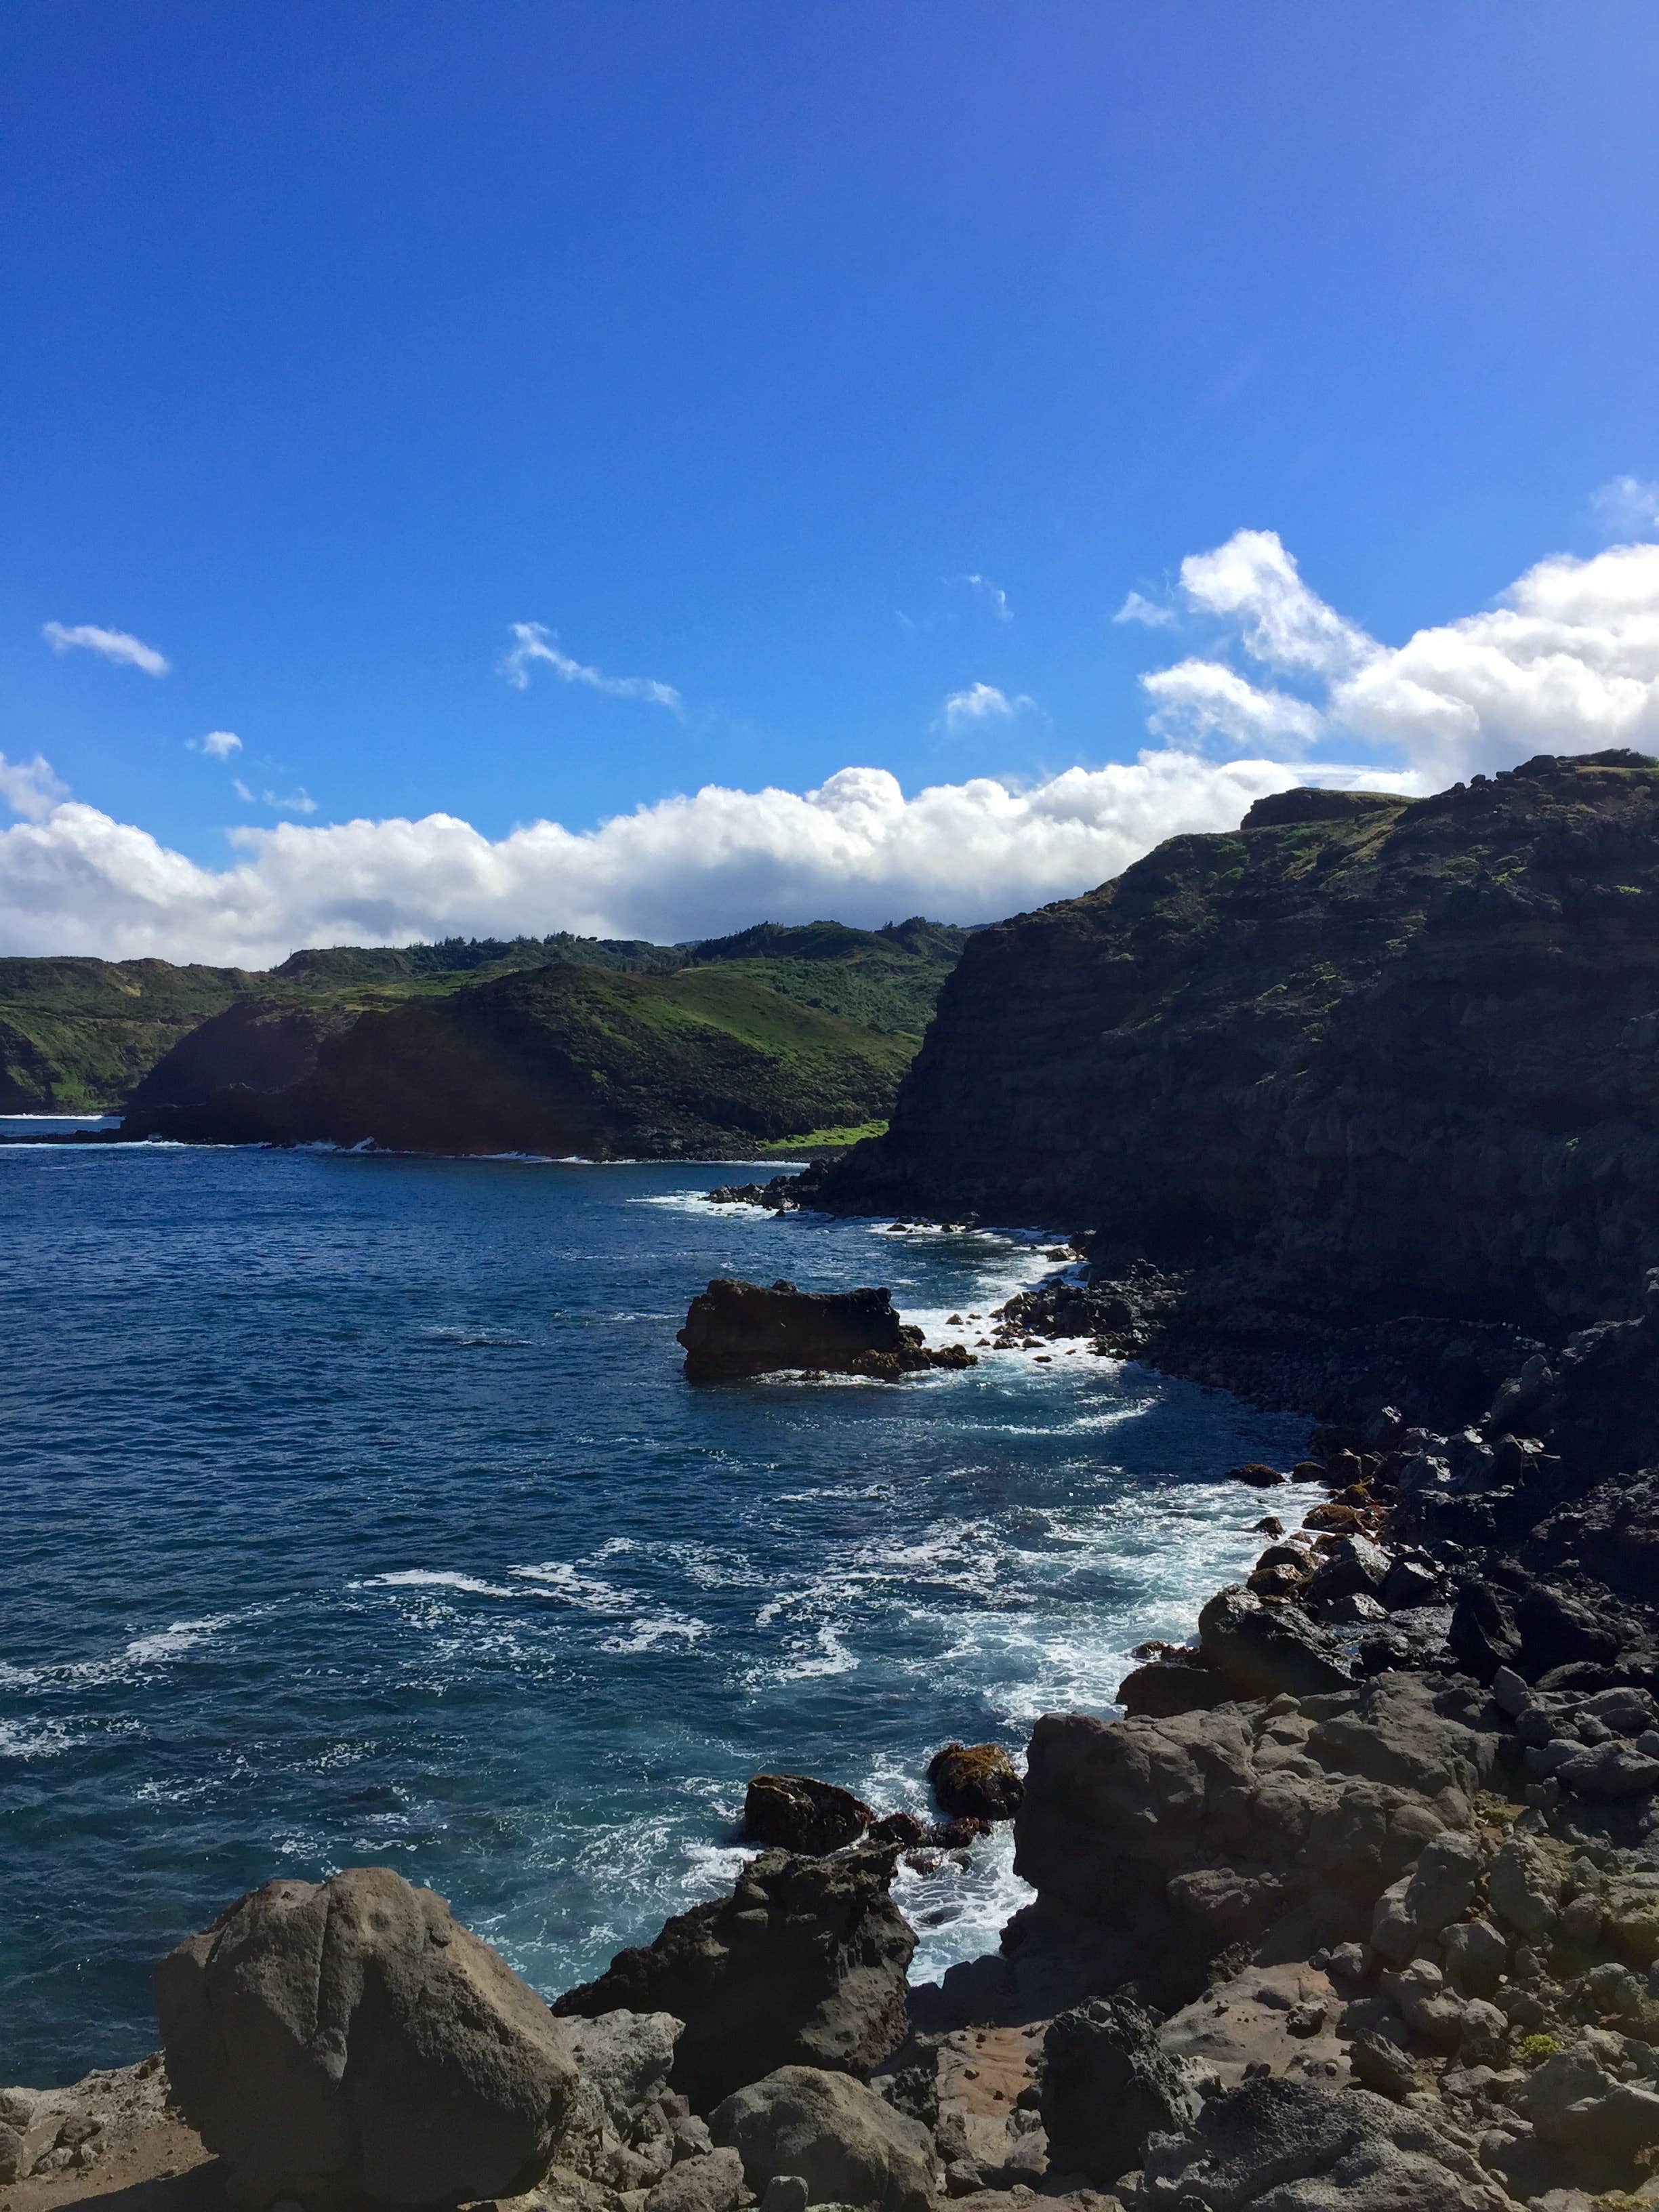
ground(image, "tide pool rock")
xmin=152 ymin=1866 xmax=581 ymax=2207
xmin=745 ymin=1774 xmax=876 ymax=1855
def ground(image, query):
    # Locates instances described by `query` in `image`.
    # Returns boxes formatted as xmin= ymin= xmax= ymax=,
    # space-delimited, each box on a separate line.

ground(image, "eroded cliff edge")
xmin=813 ymin=752 xmax=1659 ymax=1337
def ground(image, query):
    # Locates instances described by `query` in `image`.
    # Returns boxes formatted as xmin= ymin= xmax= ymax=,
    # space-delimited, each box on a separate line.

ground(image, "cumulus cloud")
xmin=1591 ymin=475 xmax=1659 ymax=539
xmin=1142 ymin=658 xmax=1325 ymax=755
xmin=0 ymin=751 xmax=1328 ymax=966
xmin=954 ymin=573 xmax=1013 ymax=621
xmin=1178 ymin=529 xmax=1377 ymax=679
xmin=0 ymin=752 xmax=70 ymax=823
xmin=499 ymin=623 xmax=682 ymax=711
xmin=939 ymin=682 xmax=1036 ymax=732
xmin=1135 ymin=526 xmax=1659 ymax=783
xmin=192 ymin=730 xmax=242 ymax=759
xmin=42 ymin=622 xmax=170 ymax=677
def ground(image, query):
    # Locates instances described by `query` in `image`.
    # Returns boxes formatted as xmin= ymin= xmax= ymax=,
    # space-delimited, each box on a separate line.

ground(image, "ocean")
xmin=0 ymin=1130 xmax=1305 ymax=2083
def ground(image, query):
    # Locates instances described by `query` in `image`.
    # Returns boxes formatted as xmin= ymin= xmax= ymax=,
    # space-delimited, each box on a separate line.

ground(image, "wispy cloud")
xmin=233 ymin=777 xmax=316 ymax=815
xmin=42 ymin=621 xmax=170 ymax=677
xmin=0 ymin=752 xmax=70 ymax=821
xmin=191 ymin=730 xmax=243 ymax=760
xmin=1591 ymin=474 xmax=1659 ymax=539
xmin=1113 ymin=590 xmax=1176 ymax=630
xmin=500 ymin=623 xmax=682 ymax=711
xmin=953 ymin=573 xmax=1013 ymax=622
xmin=938 ymin=681 xmax=1036 ymax=733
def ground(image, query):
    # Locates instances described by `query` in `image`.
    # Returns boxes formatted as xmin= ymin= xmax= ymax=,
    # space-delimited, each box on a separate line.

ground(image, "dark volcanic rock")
xmin=743 ymin=1773 xmax=876 ymax=1854
xmin=678 ymin=1277 xmax=974 ymax=1382
xmin=1196 ymin=1586 xmax=1352 ymax=1700
xmin=553 ymin=1847 xmax=916 ymax=2113
xmin=1038 ymin=1996 xmax=1197 ymax=2186
xmin=153 ymin=1866 xmax=581 ymax=2207
xmin=925 ymin=1742 xmax=1023 ymax=1822
xmin=816 ymin=752 xmax=1659 ymax=1336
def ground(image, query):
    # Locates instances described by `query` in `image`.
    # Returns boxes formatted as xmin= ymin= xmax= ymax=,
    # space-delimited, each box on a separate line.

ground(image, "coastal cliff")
xmin=817 ymin=752 xmax=1659 ymax=1334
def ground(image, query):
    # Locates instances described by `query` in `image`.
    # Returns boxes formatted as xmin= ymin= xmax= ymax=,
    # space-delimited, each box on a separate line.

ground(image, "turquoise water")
xmin=0 ymin=1134 xmax=1305 ymax=2082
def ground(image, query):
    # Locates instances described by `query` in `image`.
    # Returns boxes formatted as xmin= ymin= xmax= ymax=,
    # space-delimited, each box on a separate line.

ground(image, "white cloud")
xmin=939 ymin=682 xmax=1036 ymax=732
xmin=1178 ymin=529 xmax=1378 ymax=679
xmin=42 ymin=622 xmax=170 ymax=677
xmin=1142 ymin=658 xmax=1325 ymax=756
xmin=0 ymin=751 xmax=1323 ymax=966
xmin=954 ymin=573 xmax=1013 ymax=621
xmin=192 ymin=730 xmax=243 ymax=760
xmin=233 ymin=777 xmax=316 ymax=815
xmin=1113 ymin=590 xmax=1176 ymax=630
xmin=0 ymin=752 xmax=70 ymax=823
xmin=1591 ymin=475 xmax=1659 ymax=539
xmin=1136 ymin=526 xmax=1659 ymax=784
xmin=499 ymin=623 xmax=682 ymax=711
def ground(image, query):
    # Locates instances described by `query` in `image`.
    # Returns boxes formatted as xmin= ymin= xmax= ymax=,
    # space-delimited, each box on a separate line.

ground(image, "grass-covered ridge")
xmin=0 ymin=918 xmax=968 ymax=1112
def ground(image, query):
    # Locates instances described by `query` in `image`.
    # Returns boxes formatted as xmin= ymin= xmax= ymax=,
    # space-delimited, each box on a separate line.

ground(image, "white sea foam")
xmin=365 ymin=1569 xmax=525 ymax=1599
xmin=0 ymin=1614 xmax=233 ymax=1691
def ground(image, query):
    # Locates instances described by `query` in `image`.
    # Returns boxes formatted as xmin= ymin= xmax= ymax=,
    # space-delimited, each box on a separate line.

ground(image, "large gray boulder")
xmin=1136 ymin=2076 xmax=1514 ymax=2209
xmin=711 ymin=2064 xmax=937 ymax=2212
xmin=1038 ymin=1996 xmax=1197 ymax=2184
xmin=152 ymin=1867 xmax=581 ymax=2207
xmin=555 ymin=1847 xmax=916 ymax=2111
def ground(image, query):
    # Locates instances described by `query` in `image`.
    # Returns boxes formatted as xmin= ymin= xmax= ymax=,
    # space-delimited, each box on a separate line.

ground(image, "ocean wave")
xmin=0 ymin=1614 xmax=234 ymax=1692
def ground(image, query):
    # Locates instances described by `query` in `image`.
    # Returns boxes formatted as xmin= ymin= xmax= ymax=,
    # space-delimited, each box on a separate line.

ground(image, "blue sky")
xmin=5 ymin=3 xmax=1659 ymax=960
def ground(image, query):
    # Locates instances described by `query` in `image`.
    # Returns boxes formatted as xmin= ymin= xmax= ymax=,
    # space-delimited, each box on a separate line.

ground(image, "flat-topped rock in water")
xmin=678 ymin=1277 xmax=975 ymax=1382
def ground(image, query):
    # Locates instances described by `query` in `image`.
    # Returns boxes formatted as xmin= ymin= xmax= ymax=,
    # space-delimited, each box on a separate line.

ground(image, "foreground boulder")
xmin=711 ymin=2065 xmax=937 ymax=2212
xmin=1136 ymin=2076 xmax=1514 ymax=2209
xmin=678 ymin=1278 xmax=973 ymax=1382
xmin=152 ymin=1866 xmax=581 ymax=2207
xmin=745 ymin=1773 xmax=876 ymax=1854
xmin=1039 ymin=1996 xmax=1196 ymax=2186
xmin=926 ymin=1743 xmax=1023 ymax=1822
xmin=555 ymin=1847 xmax=916 ymax=2111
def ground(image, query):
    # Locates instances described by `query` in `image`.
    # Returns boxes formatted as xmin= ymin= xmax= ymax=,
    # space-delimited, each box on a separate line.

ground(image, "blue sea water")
xmin=0 ymin=1133 xmax=1306 ymax=2084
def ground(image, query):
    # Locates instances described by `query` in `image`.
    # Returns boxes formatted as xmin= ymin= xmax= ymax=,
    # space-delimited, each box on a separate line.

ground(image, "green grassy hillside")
xmin=124 ymin=960 xmax=917 ymax=1157
xmin=0 ymin=918 xmax=967 ymax=1111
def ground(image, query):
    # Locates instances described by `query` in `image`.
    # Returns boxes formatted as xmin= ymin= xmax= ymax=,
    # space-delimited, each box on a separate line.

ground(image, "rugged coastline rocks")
xmin=554 ymin=1846 xmax=917 ymax=2112
xmin=678 ymin=1278 xmax=975 ymax=1382
xmin=926 ymin=1745 xmax=1023 ymax=1824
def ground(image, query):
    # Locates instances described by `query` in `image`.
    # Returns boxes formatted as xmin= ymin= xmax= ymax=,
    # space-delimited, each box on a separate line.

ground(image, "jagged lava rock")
xmin=554 ymin=1847 xmax=916 ymax=2112
xmin=744 ymin=1773 xmax=876 ymax=1854
xmin=152 ymin=1866 xmax=581 ymax=2207
xmin=678 ymin=1278 xmax=972 ymax=1382
xmin=1038 ymin=1996 xmax=1197 ymax=2186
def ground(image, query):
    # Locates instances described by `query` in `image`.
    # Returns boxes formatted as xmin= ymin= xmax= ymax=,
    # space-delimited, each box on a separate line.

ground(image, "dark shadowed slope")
xmin=816 ymin=754 xmax=1659 ymax=1332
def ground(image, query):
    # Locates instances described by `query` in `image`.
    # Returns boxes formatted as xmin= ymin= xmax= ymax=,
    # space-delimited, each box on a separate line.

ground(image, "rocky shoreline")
xmin=9 ymin=1240 xmax=1659 ymax=2212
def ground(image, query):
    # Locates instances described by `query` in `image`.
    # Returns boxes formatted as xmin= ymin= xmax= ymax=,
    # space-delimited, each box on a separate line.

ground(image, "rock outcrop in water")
xmin=815 ymin=754 xmax=1659 ymax=1336
xmin=678 ymin=1277 xmax=976 ymax=1381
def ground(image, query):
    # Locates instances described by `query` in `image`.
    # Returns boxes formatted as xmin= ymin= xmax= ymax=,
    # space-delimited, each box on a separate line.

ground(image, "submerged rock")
xmin=554 ymin=1847 xmax=916 ymax=2112
xmin=152 ymin=1866 xmax=581 ymax=2207
xmin=678 ymin=1277 xmax=975 ymax=1382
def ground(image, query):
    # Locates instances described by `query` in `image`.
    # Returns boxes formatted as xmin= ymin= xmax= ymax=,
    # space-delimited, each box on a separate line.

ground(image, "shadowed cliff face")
xmin=818 ymin=753 xmax=1659 ymax=1332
